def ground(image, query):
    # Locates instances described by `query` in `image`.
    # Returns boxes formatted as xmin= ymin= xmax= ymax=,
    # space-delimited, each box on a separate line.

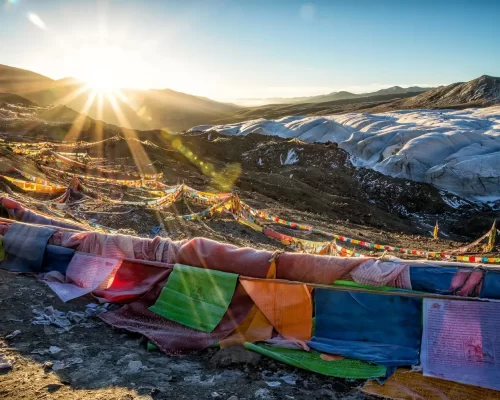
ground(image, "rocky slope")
xmin=379 ymin=75 xmax=500 ymax=110
xmin=0 ymin=97 xmax=495 ymax=241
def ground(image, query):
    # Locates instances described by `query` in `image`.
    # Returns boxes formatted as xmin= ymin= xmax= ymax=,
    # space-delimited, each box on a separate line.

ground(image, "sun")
xmin=70 ymin=45 xmax=130 ymax=94
xmin=84 ymin=65 xmax=118 ymax=94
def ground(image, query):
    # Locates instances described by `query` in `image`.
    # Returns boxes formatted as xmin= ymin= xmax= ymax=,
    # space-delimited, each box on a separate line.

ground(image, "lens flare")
xmin=27 ymin=12 xmax=46 ymax=30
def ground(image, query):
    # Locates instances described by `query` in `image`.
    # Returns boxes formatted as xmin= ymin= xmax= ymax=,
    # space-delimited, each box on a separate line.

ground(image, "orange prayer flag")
xmin=220 ymin=255 xmax=278 ymax=347
xmin=240 ymin=278 xmax=312 ymax=342
xmin=219 ymin=302 xmax=273 ymax=347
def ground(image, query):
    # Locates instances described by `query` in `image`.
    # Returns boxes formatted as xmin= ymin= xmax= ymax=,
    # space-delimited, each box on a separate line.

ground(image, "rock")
xmin=116 ymin=353 xmax=140 ymax=366
xmin=4 ymin=330 xmax=21 ymax=339
xmin=126 ymin=360 xmax=146 ymax=374
xmin=211 ymin=392 xmax=221 ymax=398
xmin=52 ymin=357 xmax=83 ymax=371
xmin=209 ymin=345 xmax=261 ymax=368
xmin=301 ymin=380 xmax=311 ymax=390
xmin=226 ymin=396 xmax=237 ymax=400
xmin=49 ymin=346 xmax=62 ymax=354
xmin=281 ymin=375 xmax=296 ymax=385
xmin=219 ymin=370 xmax=242 ymax=379
xmin=254 ymin=388 xmax=272 ymax=399
xmin=43 ymin=361 xmax=53 ymax=370
xmin=0 ymin=356 xmax=12 ymax=372
xmin=52 ymin=361 xmax=66 ymax=371
xmin=314 ymin=388 xmax=338 ymax=399
xmin=31 ymin=348 xmax=49 ymax=355
xmin=43 ymin=384 xmax=62 ymax=393
xmin=137 ymin=385 xmax=160 ymax=396
xmin=265 ymin=381 xmax=281 ymax=387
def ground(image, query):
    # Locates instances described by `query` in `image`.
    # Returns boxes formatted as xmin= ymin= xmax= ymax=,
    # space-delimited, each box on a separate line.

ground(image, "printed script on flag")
xmin=422 ymin=298 xmax=500 ymax=390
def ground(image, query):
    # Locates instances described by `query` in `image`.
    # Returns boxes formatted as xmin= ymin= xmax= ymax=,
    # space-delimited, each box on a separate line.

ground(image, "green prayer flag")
xmin=333 ymin=280 xmax=426 ymax=295
xmin=244 ymin=343 xmax=387 ymax=379
xmin=149 ymin=264 xmax=239 ymax=332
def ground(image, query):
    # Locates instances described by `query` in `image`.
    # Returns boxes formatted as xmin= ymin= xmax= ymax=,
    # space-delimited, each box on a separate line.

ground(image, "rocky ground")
xmin=0 ymin=270 xmax=370 ymax=400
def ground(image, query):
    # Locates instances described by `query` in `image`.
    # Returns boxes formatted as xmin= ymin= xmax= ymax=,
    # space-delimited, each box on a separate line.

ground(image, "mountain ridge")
xmin=236 ymin=85 xmax=432 ymax=106
xmin=1 ymin=64 xmax=499 ymax=132
xmin=0 ymin=64 xmax=239 ymax=132
xmin=369 ymin=75 xmax=500 ymax=112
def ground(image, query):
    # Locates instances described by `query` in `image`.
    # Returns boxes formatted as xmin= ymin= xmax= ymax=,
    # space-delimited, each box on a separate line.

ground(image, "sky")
xmin=1 ymin=0 xmax=500 ymax=102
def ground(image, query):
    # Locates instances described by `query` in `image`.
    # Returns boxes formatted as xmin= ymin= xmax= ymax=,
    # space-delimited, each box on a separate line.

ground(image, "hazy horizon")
xmin=1 ymin=0 xmax=499 ymax=102
xmin=0 ymin=61 xmax=442 ymax=105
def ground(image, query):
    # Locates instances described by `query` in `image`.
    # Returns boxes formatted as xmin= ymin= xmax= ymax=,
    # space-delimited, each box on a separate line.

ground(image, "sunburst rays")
xmin=105 ymin=91 xmax=154 ymax=176
xmin=60 ymin=81 xmax=240 ymax=195
xmin=64 ymin=89 xmax=96 ymax=142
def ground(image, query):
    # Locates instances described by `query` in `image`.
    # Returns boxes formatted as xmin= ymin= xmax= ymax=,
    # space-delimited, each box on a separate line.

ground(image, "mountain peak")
xmin=396 ymin=74 xmax=500 ymax=108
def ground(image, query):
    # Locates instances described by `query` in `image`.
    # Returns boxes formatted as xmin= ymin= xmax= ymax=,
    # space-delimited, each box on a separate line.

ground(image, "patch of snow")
xmin=440 ymin=192 xmax=472 ymax=209
xmin=280 ymin=149 xmax=299 ymax=165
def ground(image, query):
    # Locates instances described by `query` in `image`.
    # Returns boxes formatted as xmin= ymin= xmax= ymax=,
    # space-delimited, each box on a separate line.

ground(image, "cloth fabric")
xmin=350 ymin=260 xmax=411 ymax=289
xmin=53 ymin=230 xmax=184 ymax=264
xmin=480 ymin=270 xmax=500 ymax=299
xmin=175 ymin=237 xmax=410 ymax=287
xmin=1 ymin=198 xmax=86 ymax=231
xmin=240 ymin=278 xmax=313 ymax=341
xmin=411 ymin=266 xmax=484 ymax=296
xmin=149 ymin=264 xmax=239 ymax=332
xmin=308 ymin=289 xmax=422 ymax=367
xmin=2 ymin=222 xmax=56 ymax=272
xmin=263 ymin=337 xmax=310 ymax=351
xmin=219 ymin=304 xmax=273 ymax=347
xmin=362 ymin=368 xmax=500 ymax=400
xmin=333 ymin=280 xmax=415 ymax=293
xmin=277 ymin=253 xmax=411 ymax=288
xmin=44 ymin=252 xmax=120 ymax=302
xmin=410 ymin=266 xmax=457 ymax=293
xmin=219 ymin=258 xmax=278 ymax=347
xmin=42 ymin=244 xmax=75 ymax=273
xmin=99 ymin=279 xmax=254 ymax=355
xmin=175 ymin=237 xmax=273 ymax=277
xmin=92 ymin=260 xmax=171 ymax=303
xmin=449 ymin=269 xmax=484 ymax=297
xmin=244 ymin=343 xmax=387 ymax=379
xmin=277 ymin=252 xmax=368 ymax=284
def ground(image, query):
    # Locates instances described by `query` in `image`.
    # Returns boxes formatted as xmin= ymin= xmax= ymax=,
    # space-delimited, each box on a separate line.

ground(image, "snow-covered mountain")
xmin=189 ymin=106 xmax=500 ymax=200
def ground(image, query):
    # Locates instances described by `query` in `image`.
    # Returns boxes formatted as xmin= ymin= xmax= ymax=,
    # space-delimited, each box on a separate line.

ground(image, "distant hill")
xmin=369 ymin=86 xmax=430 ymax=96
xmin=222 ymin=76 xmax=500 ymax=125
xmin=236 ymin=86 xmax=431 ymax=106
xmin=0 ymin=64 xmax=240 ymax=132
xmin=0 ymin=64 xmax=53 ymax=95
xmin=0 ymin=92 xmax=35 ymax=106
xmin=215 ymin=92 xmax=423 ymax=124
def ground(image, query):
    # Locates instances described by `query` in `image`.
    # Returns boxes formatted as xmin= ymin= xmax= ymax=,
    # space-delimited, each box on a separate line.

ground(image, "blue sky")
xmin=1 ymin=0 xmax=499 ymax=100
